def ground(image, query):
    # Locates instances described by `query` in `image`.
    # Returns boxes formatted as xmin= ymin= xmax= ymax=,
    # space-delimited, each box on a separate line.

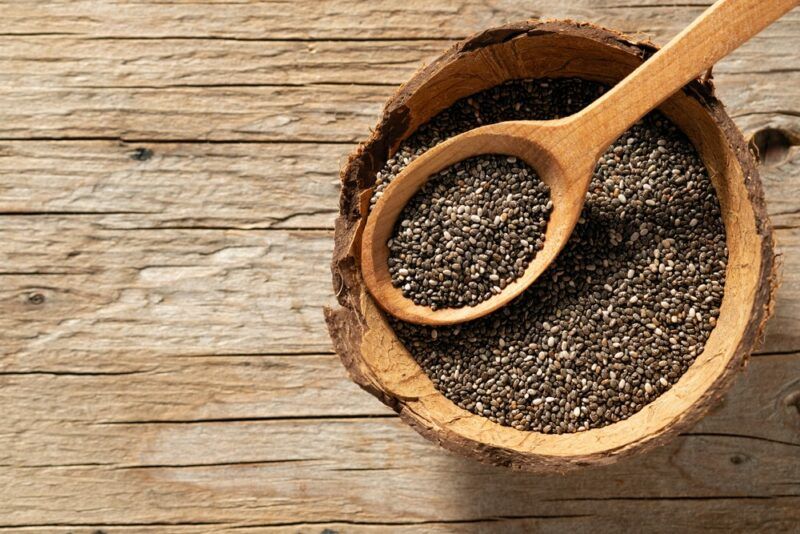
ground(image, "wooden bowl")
xmin=326 ymin=20 xmax=777 ymax=471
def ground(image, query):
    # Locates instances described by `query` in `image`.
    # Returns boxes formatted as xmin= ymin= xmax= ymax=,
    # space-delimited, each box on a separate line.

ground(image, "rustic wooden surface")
xmin=0 ymin=1 xmax=798 ymax=532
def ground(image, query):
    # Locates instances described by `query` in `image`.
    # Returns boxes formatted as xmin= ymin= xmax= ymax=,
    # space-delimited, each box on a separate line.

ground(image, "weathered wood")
xmin=0 ymin=85 xmax=386 ymax=142
xmin=0 ymin=141 xmax=344 ymax=228
xmin=0 ymin=37 xmax=444 ymax=88
xmin=3 ymin=509 xmax=798 ymax=532
xmin=1 ymin=1 xmax=798 ymax=42
xmin=0 ymin=138 xmax=796 ymax=228
xmin=0 ymin=0 xmax=798 ymax=528
xmin=0 ymin=75 xmax=797 ymax=142
xmin=0 ymin=354 xmax=379 ymax=420
xmin=0 ymin=33 xmax=796 ymax=89
xmin=0 ymin=354 xmax=798 ymax=527
xmin=0 ymin=221 xmax=798 ymax=358
xmin=0 ymin=223 xmax=336 ymax=355
xmin=1 ymin=420 xmax=799 ymax=525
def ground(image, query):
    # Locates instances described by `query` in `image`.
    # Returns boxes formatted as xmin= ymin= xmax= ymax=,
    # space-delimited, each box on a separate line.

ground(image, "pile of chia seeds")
xmin=386 ymin=154 xmax=552 ymax=309
xmin=371 ymin=78 xmax=728 ymax=434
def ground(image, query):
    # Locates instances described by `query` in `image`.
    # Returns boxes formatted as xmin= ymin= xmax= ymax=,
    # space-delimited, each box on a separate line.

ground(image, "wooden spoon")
xmin=362 ymin=0 xmax=797 ymax=326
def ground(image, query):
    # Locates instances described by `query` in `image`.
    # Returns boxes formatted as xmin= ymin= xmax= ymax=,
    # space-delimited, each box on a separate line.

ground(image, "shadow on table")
xmin=432 ymin=355 xmax=800 ymax=532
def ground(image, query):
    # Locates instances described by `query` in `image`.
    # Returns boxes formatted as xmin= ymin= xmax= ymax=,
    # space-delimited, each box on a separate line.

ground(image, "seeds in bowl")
xmin=386 ymin=154 xmax=552 ymax=310
xmin=372 ymin=78 xmax=727 ymax=434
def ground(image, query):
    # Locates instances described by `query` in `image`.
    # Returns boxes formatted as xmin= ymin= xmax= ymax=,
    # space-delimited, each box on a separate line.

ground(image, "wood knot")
xmin=729 ymin=453 xmax=748 ymax=465
xmin=749 ymin=128 xmax=798 ymax=167
xmin=785 ymin=390 xmax=800 ymax=419
xmin=130 ymin=147 xmax=154 ymax=161
xmin=27 ymin=292 xmax=45 ymax=305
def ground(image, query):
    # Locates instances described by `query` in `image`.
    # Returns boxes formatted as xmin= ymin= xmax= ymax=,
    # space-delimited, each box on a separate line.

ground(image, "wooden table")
xmin=1 ymin=2 xmax=798 ymax=531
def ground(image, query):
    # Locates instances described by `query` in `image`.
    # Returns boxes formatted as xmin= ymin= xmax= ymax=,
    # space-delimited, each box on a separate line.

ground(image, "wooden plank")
xmin=0 ymin=355 xmax=381 ymax=420
xmin=0 ymin=37 xmax=445 ymax=88
xmin=0 ymin=350 xmax=797 ymax=527
xmin=0 ymin=501 xmax=797 ymax=532
xmin=0 ymin=138 xmax=795 ymax=230
xmin=0 ymin=223 xmax=336 ymax=355
xmin=0 ymin=74 xmax=795 ymax=142
xmin=0 ymin=422 xmax=798 ymax=525
xmin=1 ymin=1 xmax=797 ymax=42
xmin=2 ymin=506 xmax=797 ymax=534
xmin=0 ymin=29 xmax=796 ymax=223
xmin=0 ymin=85 xmax=385 ymax=142
xmin=0 ymin=35 xmax=795 ymax=90
xmin=0 ymin=141 xmax=344 ymax=229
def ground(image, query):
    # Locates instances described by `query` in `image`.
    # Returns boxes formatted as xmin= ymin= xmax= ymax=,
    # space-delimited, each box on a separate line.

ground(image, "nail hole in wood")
xmin=131 ymin=147 xmax=154 ymax=161
xmin=785 ymin=390 xmax=800 ymax=418
xmin=729 ymin=453 xmax=747 ymax=465
xmin=749 ymin=128 xmax=797 ymax=166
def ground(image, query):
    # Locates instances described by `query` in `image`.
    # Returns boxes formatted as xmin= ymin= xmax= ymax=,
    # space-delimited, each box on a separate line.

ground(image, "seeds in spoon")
xmin=386 ymin=154 xmax=552 ymax=310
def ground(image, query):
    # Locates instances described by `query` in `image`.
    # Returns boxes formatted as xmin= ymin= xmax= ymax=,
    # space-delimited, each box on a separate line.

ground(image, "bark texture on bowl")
xmin=325 ymin=19 xmax=777 ymax=471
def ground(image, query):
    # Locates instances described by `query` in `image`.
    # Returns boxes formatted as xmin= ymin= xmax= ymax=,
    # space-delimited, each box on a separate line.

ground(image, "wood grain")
xmin=0 ymin=141 xmax=344 ymax=228
xmin=1 ymin=354 xmax=798 ymax=527
xmin=0 ymin=0 xmax=798 ymax=529
xmin=2 ymin=1 xmax=798 ymax=41
xmin=0 ymin=33 xmax=796 ymax=89
xmin=0 ymin=77 xmax=797 ymax=142
xmin=0 ymin=222 xmax=337 ymax=355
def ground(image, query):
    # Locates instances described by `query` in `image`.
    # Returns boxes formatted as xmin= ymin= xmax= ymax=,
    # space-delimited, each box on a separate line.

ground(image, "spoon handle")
xmin=572 ymin=0 xmax=798 ymax=153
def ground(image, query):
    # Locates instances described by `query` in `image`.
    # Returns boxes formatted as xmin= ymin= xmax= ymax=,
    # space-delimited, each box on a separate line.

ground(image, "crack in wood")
xmin=753 ymin=349 xmax=800 ymax=357
xmin=546 ymin=494 xmax=800 ymax=502
xmin=96 ymin=414 xmax=398 ymax=425
xmin=0 ymin=462 xmax=113 ymax=469
xmin=0 ymin=271 xmax=72 ymax=276
xmin=224 ymin=515 xmax=593 ymax=528
xmin=0 ymin=136 xmax=356 ymax=145
xmin=113 ymin=458 xmax=319 ymax=470
xmin=78 ymin=35 xmax=459 ymax=43
xmin=0 ymin=370 xmax=150 ymax=377
xmin=680 ymin=432 xmax=800 ymax=448
xmin=169 ymin=351 xmax=337 ymax=358
xmin=0 ymin=522 xmax=226 ymax=529
xmin=607 ymin=3 xmax=712 ymax=8
xmin=0 ymin=210 xmax=155 ymax=216
xmin=733 ymin=110 xmax=800 ymax=119
xmin=116 ymin=225 xmax=335 ymax=231
xmin=76 ymin=82 xmax=401 ymax=90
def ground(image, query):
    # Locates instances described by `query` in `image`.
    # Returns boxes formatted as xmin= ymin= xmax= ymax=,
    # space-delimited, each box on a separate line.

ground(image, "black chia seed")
xmin=371 ymin=78 xmax=728 ymax=434
xmin=386 ymin=155 xmax=552 ymax=309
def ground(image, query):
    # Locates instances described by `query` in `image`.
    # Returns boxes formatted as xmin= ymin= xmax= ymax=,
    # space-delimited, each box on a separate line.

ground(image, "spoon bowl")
xmin=361 ymin=119 xmax=597 ymax=325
